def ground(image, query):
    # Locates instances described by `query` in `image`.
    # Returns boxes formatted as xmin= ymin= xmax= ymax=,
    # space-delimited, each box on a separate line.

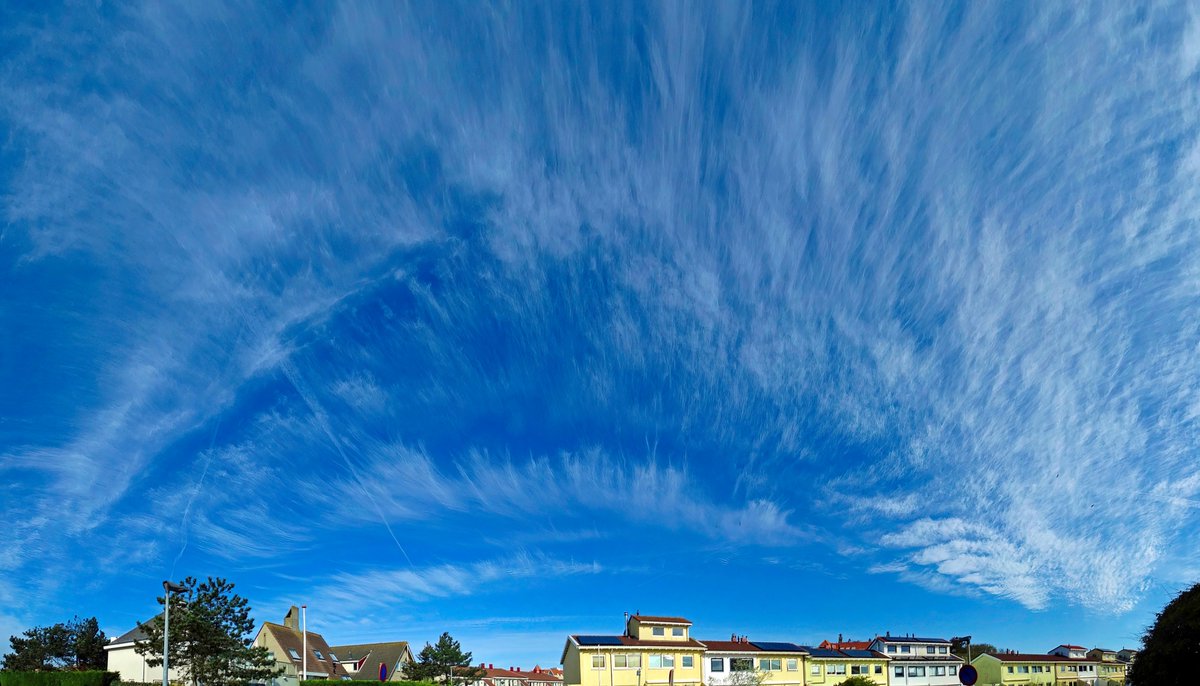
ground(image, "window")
xmin=874 ymin=665 xmax=882 ymax=674
xmin=1018 ymin=666 xmax=1029 ymax=674
xmin=592 ymin=656 xmax=605 ymax=669
xmin=927 ymin=646 xmax=936 ymax=654
xmin=614 ymin=655 xmax=629 ymax=668
xmin=811 ymin=664 xmax=821 ymax=676
xmin=730 ymin=658 xmax=753 ymax=672
xmin=663 ymin=656 xmax=675 ymax=668
xmin=949 ymin=666 xmax=957 ymax=675
xmin=932 ymin=666 xmax=945 ymax=676
xmin=672 ymin=628 xmax=684 ymax=637
xmin=681 ymin=656 xmax=693 ymax=668
xmin=758 ymin=659 xmax=780 ymax=671
xmin=329 ymin=653 xmax=338 ymax=662
xmin=886 ymin=645 xmax=897 ymax=654
xmin=939 ymin=646 xmax=948 ymax=654
xmin=653 ymin=627 xmax=665 ymax=636
xmin=908 ymin=666 xmax=925 ymax=677
xmin=894 ymin=667 xmax=904 ymax=678
xmin=710 ymin=658 xmax=724 ymax=673
xmin=901 ymin=646 xmax=911 ymax=654
xmin=850 ymin=665 xmax=863 ymax=675
xmin=786 ymin=659 xmax=797 ymax=671
xmin=1007 ymin=667 xmax=1015 ymax=674
xmin=830 ymin=664 xmax=845 ymax=676
xmin=314 ymin=651 xmax=325 ymax=660
xmin=288 ymin=649 xmax=301 ymax=660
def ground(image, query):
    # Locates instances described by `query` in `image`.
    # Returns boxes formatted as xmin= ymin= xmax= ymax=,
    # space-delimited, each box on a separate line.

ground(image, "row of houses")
xmin=560 ymin=614 xmax=1136 ymax=686
xmin=105 ymin=605 xmax=566 ymax=686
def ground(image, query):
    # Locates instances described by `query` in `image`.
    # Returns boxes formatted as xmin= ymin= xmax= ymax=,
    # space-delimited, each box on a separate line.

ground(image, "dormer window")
xmin=672 ymin=628 xmax=683 ymax=637
xmin=314 ymin=651 xmax=325 ymax=660
xmin=653 ymin=627 xmax=665 ymax=636
xmin=901 ymin=646 xmax=911 ymax=654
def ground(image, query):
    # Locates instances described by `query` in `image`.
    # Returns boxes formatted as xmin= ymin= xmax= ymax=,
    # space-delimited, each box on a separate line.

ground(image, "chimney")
xmin=886 ymin=631 xmax=890 ymax=638
xmin=731 ymin=633 xmax=737 ymax=642
xmin=838 ymin=633 xmax=843 ymax=644
xmin=284 ymin=606 xmax=300 ymax=631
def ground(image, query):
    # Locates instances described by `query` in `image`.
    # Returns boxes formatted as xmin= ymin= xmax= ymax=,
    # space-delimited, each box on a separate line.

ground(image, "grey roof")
xmin=109 ymin=616 xmax=161 ymax=646
xmin=874 ymin=636 xmax=952 ymax=644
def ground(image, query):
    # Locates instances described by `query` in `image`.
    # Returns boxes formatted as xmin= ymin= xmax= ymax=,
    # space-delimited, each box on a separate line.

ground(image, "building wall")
xmin=254 ymin=628 xmax=305 ymax=686
xmin=971 ymin=658 xmax=1056 ymax=685
xmin=105 ymin=644 xmax=182 ymax=684
xmin=627 ymin=619 xmax=690 ymax=642
xmin=805 ymin=658 xmax=888 ymax=686
xmin=702 ymin=653 xmax=805 ymax=686
xmin=567 ymin=647 xmax=703 ymax=686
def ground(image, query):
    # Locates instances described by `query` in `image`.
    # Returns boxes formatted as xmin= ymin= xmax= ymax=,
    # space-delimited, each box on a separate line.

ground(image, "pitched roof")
xmin=261 ymin=622 xmax=349 ymax=678
xmin=108 ymin=617 xmax=160 ymax=647
xmin=820 ymin=640 xmax=872 ymax=651
xmin=630 ymin=615 xmax=691 ymax=625
xmin=1054 ymin=644 xmax=1086 ymax=650
xmin=515 ymin=668 xmax=562 ymax=683
xmin=330 ymin=641 xmax=411 ymax=678
xmin=840 ymin=649 xmax=888 ymax=659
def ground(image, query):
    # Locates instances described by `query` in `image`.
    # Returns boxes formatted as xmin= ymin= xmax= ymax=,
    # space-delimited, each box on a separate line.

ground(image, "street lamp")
xmin=162 ymin=581 xmax=187 ymax=686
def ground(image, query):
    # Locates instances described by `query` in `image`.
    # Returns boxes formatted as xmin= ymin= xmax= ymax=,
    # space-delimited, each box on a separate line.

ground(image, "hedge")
xmin=0 ymin=672 xmax=119 ymax=686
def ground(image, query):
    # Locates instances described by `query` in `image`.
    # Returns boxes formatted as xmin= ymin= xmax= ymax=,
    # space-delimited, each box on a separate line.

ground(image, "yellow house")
xmin=698 ymin=638 xmax=807 ymax=686
xmin=971 ymin=653 xmax=1060 ymax=685
xmin=562 ymin=615 xmax=705 ymax=686
xmin=800 ymin=647 xmax=888 ymax=686
xmin=1084 ymin=649 xmax=1125 ymax=685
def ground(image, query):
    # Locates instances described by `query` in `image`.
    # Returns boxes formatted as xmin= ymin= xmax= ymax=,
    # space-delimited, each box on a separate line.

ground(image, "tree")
xmin=835 ymin=678 xmax=876 ymax=686
xmin=406 ymin=633 xmax=485 ymax=685
xmin=950 ymin=638 xmax=1004 ymax=662
xmin=1128 ymin=582 xmax=1200 ymax=686
xmin=709 ymin=665 xmax=767 ymax=686
xmin=2 ymin=617 xmax=107 ymax=671
xmin=135 ymin=577 xmax=282 ymax=686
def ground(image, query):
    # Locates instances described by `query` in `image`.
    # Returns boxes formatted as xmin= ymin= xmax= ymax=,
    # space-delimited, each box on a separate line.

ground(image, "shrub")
xmin=0 ymin=671 xmax=119 ymax=686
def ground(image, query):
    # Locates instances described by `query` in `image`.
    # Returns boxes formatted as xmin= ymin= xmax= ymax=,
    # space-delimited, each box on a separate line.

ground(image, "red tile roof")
xmin=819 ymin=640 xmax=872 ymax=650
xmin=1056 ymin=645 xmax=1086 ymax=650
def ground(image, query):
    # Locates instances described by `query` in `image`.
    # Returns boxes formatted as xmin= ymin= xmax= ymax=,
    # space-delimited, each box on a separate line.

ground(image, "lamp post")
xmin=162 ymin=581 xmax=187 ymax=686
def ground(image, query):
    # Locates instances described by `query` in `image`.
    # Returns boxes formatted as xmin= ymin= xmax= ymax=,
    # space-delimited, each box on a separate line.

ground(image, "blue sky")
xmin=3 ymin=0 xmax=1200 ymax=670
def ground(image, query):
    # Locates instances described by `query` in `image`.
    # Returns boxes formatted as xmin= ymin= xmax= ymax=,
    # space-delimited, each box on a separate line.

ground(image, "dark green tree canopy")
xmin=1129 ymin=582 xmax=1199 ymax=686
xmin=405 ymin=633 xmax=485 ymax=685
xmin=2 ymin=617 xmax=107 ymax=671
xmin=834 ymin=677 xmax=877 ymax=686
xmin=135 ymin=576 xmax=282 ymax=686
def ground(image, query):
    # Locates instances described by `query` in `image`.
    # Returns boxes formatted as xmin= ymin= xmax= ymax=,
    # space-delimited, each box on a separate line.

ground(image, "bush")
xmin=0 ymin=672 xmax=119 ymax=686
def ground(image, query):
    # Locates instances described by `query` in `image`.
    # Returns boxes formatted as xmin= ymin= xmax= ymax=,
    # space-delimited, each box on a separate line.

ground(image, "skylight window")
xmin=288 ymin=649 xmax=301 ymax=660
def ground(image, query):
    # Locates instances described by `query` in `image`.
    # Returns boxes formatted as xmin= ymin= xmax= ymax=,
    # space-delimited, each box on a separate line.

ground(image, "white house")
xmin=1047 ymin=645 xmax=1097 ymax=685
xmin=867 ymin=635 xmax=962 ymax=686
xmin=699 ymin=638 xmax=806 ymax=686
xmin=104 ymin=617 xmax=183 ymax=684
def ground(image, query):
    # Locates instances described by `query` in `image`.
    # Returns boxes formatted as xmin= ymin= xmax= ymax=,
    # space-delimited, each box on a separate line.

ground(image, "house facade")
xmin=800 ymin=648 xmax=888 ymax=686
xmin=104 ymin=618 xmax=183 ymax=684
xmin=252 ymin=606 xmax=350 ymax=686
xmin=868 ymin=636 xmax=962 ymax=686
xmin=699 ymin=638 xmax=806 ymax=686
xmin=1046 ymin=646 xmax=1098 ymax=686
xmin=562 ymin=615 xmax=705 ymax=686
xmin=331 ymin=641 xmax=414 ymax=681
xmin=971 ymin=653 xmax=1064 ymax=685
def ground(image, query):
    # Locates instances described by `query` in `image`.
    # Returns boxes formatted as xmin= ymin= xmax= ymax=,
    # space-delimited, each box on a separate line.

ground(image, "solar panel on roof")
xmin=804 ymin=649 xmax=842 ymax=658
xmin=750 ymin=642 xmax=803 ymax=652
xmin=840 ymin=650 xmax=875 ymax=658
xmin=575 ymin=635 xmax=623 ymax=646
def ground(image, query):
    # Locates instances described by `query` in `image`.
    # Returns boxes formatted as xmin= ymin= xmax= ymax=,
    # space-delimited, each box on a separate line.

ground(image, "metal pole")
xmin=296 ymin=602 xmax=302 ymax=681
xmin=163 ymin=591 xmax=170 ymax=686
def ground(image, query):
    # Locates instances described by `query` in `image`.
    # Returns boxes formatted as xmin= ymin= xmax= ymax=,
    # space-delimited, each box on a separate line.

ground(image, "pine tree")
xmin=136 ymin=577 xmax=283 ymax=686
xmin=1129 ymin=582 xmax=1200 ymax=686
xmin=2 ymin=617 xmax=106 ymax=671
xmin=406 ymin=633 xmax=485 ymax=685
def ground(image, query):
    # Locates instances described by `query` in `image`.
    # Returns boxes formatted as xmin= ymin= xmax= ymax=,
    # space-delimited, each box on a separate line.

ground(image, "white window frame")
xmin=710 ymin=658 xmax=724 ymax=673
xmin=681 ymin=656 xmax=693 ymax=668
xmin=672 ymin=628 xmax=684 ymax=637
xmin=592 ymin=655 xmax=605 ymax=669
xmin=653 ymin=627 xmax=665 ymax=636
xmin=786 ymin=659 xmax=797 ymax=671
xmin=288 ymin=649 xmax=301 ymax=660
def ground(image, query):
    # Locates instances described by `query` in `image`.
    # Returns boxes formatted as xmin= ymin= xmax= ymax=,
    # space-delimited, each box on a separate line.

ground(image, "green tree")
xmin=2 ymin=617 xmax=107 ymax=671
xmin=1128 ymin=582 xmax=1199 ymax=686
xmin=835 ymin=678 xmax=876 ymax=686
xmin=405 ymin=633 xmax=484 ymax=685
xmin=709 ymin=666 xmax=767 ymax=686
xmin=135 ymin=577 xmax=282 ymax=686
xmin=949 ymin=637 xmax=1004 ymax=662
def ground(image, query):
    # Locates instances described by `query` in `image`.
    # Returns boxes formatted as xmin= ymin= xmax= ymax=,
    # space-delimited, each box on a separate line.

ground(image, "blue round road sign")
xmin=959 ymin=664 xmax=978 ymax=686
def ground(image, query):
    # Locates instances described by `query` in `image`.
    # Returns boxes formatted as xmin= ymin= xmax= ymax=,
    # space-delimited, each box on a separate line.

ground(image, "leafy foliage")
xmin=2 ymin=618 xmax=108 ymax=671
xmin=834 ymin=678 xmax=877 ymax=686
xmin=0 ymin=671 xmax=117 ymax=686
xmin=134 ymin=577 xmax=283 ymax=686
xmin=950 ymin=639 xmax=1005 ymax=662
xmin=404 ymin=633 xmax=484 ymax=685
xmin=709 ymin=667 xmax=768 ymax=686
xmin=1129 ymin=582 xmax=1200 ymax=686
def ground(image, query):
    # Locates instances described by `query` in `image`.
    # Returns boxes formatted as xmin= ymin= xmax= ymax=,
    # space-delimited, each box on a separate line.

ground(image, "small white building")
xmin=104 ymin=617 xmax=183 ymax=684
xmin=867 ymin=636 xmax=962 ymax=686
